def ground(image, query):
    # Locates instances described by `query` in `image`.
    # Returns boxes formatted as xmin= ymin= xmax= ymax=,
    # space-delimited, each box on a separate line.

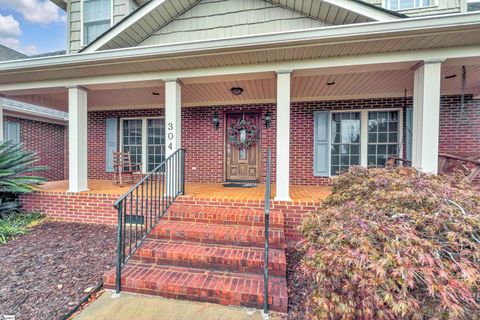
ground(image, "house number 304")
xmin=167 ymin=122 xmax=174 ymax=150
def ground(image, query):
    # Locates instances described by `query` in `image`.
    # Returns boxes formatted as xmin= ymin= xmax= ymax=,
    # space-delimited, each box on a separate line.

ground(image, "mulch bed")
xmin=0 ymin=221 xmax=116 ymax=320
xmin=282 ymin=244 xmax=312 ymax=320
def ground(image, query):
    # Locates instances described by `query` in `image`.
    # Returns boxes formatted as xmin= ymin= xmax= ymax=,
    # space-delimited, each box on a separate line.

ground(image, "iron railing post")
xmin=264 ymin=147 xmax=271 ymax=315
xmin=115 ymin=200 xmax=123 ymax=294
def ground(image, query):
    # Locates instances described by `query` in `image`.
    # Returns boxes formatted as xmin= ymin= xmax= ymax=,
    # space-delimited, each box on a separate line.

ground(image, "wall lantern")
xmin=230 ymin=87 xmax=244 ymax=96
xmin=212 ymin=112 xmax=220 ymax=130
xmin=265 ymin=111 xmax=271 ymax=128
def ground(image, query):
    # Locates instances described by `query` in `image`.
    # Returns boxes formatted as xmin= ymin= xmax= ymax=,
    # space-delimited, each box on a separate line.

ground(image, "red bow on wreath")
xmin=228 ymin=119 xmax=260 ymax=150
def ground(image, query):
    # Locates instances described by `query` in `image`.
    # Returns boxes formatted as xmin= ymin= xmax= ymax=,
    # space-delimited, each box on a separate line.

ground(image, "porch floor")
xmin=37 ymin=179 xmax=331 ymax=203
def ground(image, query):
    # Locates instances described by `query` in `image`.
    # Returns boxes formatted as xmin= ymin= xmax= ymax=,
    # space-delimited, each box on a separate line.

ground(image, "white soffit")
xmin=82 ymin=0 xmax=401 ymax=53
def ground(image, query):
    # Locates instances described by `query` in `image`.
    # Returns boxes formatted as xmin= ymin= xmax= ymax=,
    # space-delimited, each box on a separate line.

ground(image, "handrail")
xmin=263 ymin=147 xmax=272 ymax=315
xmin=114 ymin=148 xmax=186 ymax=294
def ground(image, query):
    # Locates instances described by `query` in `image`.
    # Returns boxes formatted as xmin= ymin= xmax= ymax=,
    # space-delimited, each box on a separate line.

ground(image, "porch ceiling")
xmin=4 ymin=62 xmax=480 ymax=111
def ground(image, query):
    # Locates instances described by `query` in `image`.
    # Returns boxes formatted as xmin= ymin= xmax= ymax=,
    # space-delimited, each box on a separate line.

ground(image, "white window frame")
xmin=326 ymin=108 xmax=403 ymax=177
xmin=382 ymin=0 xmax=438 ymax=10
xmin=120 ymin=116 xmax=164 ymax=174
xmin=80 ymin=0 xmax=114 ymax=46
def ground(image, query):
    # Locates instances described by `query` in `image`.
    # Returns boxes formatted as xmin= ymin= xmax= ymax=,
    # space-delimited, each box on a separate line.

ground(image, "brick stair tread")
xmin=166 ymin=204 xmax=284 ymax=228
xmin=133 ymin=239 xmax=286 ymax=276
xmin=149 ymin=221 xmax=285 ymax=249
xmin=104 ymin=262 xmax=288 ymax=312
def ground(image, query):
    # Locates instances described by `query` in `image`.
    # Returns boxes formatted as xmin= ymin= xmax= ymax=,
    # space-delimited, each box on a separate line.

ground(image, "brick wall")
xmin=85 ymin=95 xmax=478 ymax=186
xmin=5 ymin=116 xmax=66 ymax=181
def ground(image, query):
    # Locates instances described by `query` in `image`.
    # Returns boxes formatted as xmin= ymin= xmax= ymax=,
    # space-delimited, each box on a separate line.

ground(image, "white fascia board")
xmin=82 ymin=0 xmax=173 ymax=53
xmin=322 ymin=0 xmax=401 ymax=21
xmin=1 ymin=45 xmax=480 ymax=92
xmin=0 ymin=12 xmax=479 ymax=74
xmin=3 ymin=109 xmax=68 ymax=125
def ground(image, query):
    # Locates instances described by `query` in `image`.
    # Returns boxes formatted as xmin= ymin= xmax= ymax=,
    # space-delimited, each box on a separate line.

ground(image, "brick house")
xmin=1 ymin=0 xmax=480 ymax=313
xmin=0 ymin=45 xmax=68 ymax=181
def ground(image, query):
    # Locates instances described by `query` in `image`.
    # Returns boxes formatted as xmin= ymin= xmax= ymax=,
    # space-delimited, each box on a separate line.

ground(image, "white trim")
xmin=326 ymin=107 xmax=403 ymax=177
xmin=322 ymin=0 xmax=401 ymax=21
xmin=1 ymin=11 xmax=479 ymax=73
xmin=119 ymin=116 xmax=164 ymax=174
xmin=275 ymin=71 xmax=291 ymax=201
xmin=81 ymin=0 xmax=115 ymax=47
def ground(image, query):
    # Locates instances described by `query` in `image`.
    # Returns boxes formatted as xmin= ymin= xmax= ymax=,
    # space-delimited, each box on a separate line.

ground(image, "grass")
xmin=0 ymin=212 xmax=45 ymax=244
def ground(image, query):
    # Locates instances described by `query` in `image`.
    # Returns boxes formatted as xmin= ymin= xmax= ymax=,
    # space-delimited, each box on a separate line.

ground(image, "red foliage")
xmin=300 ymin=166 xmax=480 ymax=319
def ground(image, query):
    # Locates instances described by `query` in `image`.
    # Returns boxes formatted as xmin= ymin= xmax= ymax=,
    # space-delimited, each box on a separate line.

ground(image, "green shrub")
xmin=0 ymin=141 xmax=46 ymax=217
xmin=300 ymin=166 xmax=480 ymax=319
xmin=0 ymin=211 xmax=44 ymax=244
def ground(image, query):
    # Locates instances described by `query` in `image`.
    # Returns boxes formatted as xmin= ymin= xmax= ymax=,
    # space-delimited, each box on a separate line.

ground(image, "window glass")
xmin=367 ymin=111 xmax=400 ymax=167
xmin=330 ymin=112 xmax=361 ymax=175
xmin=122 ymin=119 xmax=142 ymax=167
xmin=83 ymin=0 xmax=111 ymax=45
xmin=386 ymin=0 xmax=434 ymax=10
xmin=147 ymin=118 xmax=165 ymax=171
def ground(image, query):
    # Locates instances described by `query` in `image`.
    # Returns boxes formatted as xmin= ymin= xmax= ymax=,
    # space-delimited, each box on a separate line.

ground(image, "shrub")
xmin=0 ymin=211 xmax=44 ymax=244
xmin=0 ymin=141 xmax=46 ymax=218
xmin=300 ymin=166 xmax=480 ymax=319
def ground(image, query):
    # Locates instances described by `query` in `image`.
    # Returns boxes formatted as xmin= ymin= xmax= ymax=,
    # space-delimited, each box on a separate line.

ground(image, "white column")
xmin=165 ymin=80 xmax=182 ymax=158
xmin=275 ymin=71 xmax=291 ymax=201
xmin=68 ymin=86 xmax=88 ymax=192
xmin=412 ymin=60 xmax=442 ymax=174
xmin=0 ymin=96 xmax=4 ymax=141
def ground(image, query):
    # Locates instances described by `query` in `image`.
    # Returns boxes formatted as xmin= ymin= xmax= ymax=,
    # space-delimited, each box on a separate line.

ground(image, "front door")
xmin=226 ymin=112 xmax=261 ymax=182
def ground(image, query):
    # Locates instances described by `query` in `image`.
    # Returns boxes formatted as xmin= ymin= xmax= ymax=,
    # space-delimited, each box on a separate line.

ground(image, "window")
xmin=83 ymin=0 xmax=111 ymax=45
xmin=3 ymin=122 xmax=20 ymax=145
xmin=385 ymin=0 xmax=435 ymax=10
xmin=330 ymin=112 xmax=361 ymax=176
xmin=367 ymin=111 xmax=400 ymax=167
xmin=121 ymin=118 xmax=165 ymax=173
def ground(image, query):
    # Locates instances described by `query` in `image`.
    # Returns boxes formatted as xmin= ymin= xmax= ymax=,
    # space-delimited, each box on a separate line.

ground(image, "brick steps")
xmin=165 ymin=204 xmax=284 ymax=228
xmin=104 ymin=262 xmax=288 ymax=313
xmin=149 ymin=221 xmax=285 ymax=249
xmin=105 ymin=204 xmax=288 ymax=312
xmin=132 ymin=239 xmax=286 ymax=276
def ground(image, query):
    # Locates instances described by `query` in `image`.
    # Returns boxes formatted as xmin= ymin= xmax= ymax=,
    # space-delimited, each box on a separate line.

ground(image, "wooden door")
xmin=226 ymin=113 xmax=261 ymax=182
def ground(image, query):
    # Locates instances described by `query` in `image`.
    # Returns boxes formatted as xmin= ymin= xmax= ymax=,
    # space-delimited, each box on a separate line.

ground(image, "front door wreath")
xmin=228 ymin=119 xmax=260 ymax=150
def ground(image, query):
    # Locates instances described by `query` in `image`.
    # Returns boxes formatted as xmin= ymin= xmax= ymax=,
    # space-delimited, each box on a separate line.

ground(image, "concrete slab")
xmin=75 ymin=290 xmax=281 ymax=320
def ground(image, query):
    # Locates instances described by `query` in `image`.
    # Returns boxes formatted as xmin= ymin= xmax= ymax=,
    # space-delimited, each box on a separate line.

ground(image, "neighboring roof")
xmin=3 ymin=99 xmax=68 ymax=123
xmin=0 ymin=45 xmax=27 ymax=61
xmin=30 ymin=50 xmax=67 ymax=58
xmin=81 ymin=0 xmax=403 ymax=53
xmin=0 ymin=46 xmax=68 ymax=123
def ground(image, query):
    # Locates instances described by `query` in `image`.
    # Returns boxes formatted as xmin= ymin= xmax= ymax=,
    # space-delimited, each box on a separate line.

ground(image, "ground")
xmin=74 ymin=290 xmax=284 ymax=320
xmin=0 ymin=221 xmax=116 ymax=320
xmin=282 ymin=246 xmax=310 ymax=320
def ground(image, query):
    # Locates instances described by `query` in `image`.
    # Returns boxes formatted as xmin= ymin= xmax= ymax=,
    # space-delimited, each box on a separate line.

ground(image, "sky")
xmin=0 ymin=0 xmax=66 ymax=56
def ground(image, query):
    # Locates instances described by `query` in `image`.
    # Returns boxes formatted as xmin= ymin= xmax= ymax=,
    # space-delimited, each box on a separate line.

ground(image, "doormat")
xmin=222 ymin=183 xmax=257 ymax=188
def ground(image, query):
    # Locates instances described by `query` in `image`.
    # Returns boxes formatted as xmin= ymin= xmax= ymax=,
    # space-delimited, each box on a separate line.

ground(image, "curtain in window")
xmin=83 ymin=0 xmax=111 ymax=44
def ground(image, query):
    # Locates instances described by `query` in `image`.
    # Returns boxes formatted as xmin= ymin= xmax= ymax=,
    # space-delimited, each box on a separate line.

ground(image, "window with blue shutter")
xmin=4 ymin=122 xmax=20 ymax=145
xmin=314 ymin=111 xmax=330 ymax=176
xmin=106 ymin=118 xmax=118 ymax=172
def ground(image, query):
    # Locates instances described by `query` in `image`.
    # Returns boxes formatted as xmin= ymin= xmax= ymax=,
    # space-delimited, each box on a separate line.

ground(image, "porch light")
xmin=265 ymin=111 xmax=271 ymax=128
xmin=212 ymin=112 xmax=220 ymax=130
xmin=230 ymin=87 xmax=244 ymax=95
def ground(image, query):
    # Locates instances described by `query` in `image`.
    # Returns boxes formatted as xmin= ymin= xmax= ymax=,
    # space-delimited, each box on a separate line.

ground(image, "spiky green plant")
xmin=0 ymin=140 xmax=47 ymax=217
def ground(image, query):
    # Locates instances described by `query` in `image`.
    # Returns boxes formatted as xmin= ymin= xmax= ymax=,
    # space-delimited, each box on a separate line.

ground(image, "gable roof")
xmin=81 ymin=0 xmax=404 ymax=53
xmin=0 ymin=45 xmax=27 ymax=61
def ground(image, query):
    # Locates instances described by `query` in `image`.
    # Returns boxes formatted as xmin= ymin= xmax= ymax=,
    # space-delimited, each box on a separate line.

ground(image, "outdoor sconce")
xmin=212 ymin=112 xmax=220 ymax=130
xmin=265 ymin=111 xmax=271 ymax=128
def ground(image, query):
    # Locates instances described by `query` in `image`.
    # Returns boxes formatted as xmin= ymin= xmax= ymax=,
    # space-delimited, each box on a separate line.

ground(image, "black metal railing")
xmin=263 ymin=147 xmax=272 ymax=314
xmin=113 ymin=148 xmax=186 ymax=293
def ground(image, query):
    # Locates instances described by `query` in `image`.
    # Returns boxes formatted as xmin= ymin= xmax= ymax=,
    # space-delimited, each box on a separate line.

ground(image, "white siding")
xmin=139 ymin=0 xmax=327 ymax=47
xmin=363 ymin=0 xmax=464 ymax=16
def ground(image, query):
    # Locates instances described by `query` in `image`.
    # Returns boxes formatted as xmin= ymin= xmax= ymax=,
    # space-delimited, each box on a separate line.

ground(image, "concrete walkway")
xmin=75 ymin=290 xmax=281 ymax=320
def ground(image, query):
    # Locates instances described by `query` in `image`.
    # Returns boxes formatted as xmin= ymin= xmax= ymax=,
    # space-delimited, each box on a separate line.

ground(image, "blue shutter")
xmin=314 ymin=111 xmax=330 ymax=176
xmin=406 ymin=108 xmax=413 ymax=161
xmin=4 ymin=122 xmax=20 ymax=144
xmin=106 ymin=118 xmax=118 ymax=173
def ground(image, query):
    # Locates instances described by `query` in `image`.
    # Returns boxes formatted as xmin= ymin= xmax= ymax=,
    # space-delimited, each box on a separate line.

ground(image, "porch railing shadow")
xmin=113 ymin=148 xmax=186 ymax=294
